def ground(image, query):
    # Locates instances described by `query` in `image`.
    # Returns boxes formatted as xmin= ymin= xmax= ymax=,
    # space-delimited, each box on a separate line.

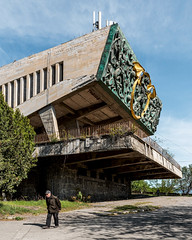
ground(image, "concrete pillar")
xmin=55 ymin=63 xmax=59 ymax=84
xmin=7 ymin=82 xmax=11 ymax=107
xmin=26 ymin=75 xmax=30 ymax=100
xmin=87 ymin=170 xmax=91 ymax=177
xmin=13 ymin=80 xmax=18 ymax=107
xmin=39 ymin=105 xmax=60 ymax=141
xmin=49 ymin=66 xmax=52 ymax=87
xmin=20 ymin=77 xmax=24 ymax=104
xmin=33 ymin=72 xmax=37 ymax=96
xmin=47 ymin=52 xmax=51 ymax=88
xmin=40 ymin=69 xmax=44 ymax=92
xmin=127 ymin=180 xmax=132 ymax=199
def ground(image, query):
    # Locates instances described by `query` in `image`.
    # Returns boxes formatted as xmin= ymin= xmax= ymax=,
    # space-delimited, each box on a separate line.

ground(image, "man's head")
xmin=45 ymin=190 xmax=51 ymax=198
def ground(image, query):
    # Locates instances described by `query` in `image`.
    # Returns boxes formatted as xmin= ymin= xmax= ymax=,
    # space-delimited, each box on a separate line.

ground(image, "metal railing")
xmin=143 ymin=137 xmax=181 ymax=170
xmin=35 ymin=121 xmax=146 ymax=144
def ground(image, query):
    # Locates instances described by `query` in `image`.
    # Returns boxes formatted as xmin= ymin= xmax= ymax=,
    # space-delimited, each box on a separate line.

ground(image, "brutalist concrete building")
xmin=0 ymin=23 xmax=181 ymax=200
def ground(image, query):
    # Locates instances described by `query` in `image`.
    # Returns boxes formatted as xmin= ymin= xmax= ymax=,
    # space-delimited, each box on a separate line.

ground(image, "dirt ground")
xmin=1 ymin=196 xmax=192 ymax=240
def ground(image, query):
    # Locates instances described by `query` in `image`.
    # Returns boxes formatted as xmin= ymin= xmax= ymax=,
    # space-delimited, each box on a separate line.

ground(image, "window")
xmin=59 ymin=62 xmax=64 ymax=81
xmin=17 ymin=79 xmax=20 ymax=105
xmin=52 ymin=65 xmax=56 ymax=85
xmin=36 ymin=71 xmax=40 ymax=94
xmin=11 ymin=81 xmax=14 ymax=108
xmin=44 ymin=68 xmax=47 ymax=90
xmin=30 ymin=74 xmax=33 ymax=98
xmin=5 ymin=84 xmax=8 ymax=103
xmin=23 ymin=76 xmax=27 ymax=101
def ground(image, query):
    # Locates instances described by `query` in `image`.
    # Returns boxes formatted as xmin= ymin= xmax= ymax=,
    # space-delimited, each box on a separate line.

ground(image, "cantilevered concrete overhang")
xmin=35 ymin=134 xmax=182 ymax=180
xmin=12 ymin=24 xmax=162 ymax=138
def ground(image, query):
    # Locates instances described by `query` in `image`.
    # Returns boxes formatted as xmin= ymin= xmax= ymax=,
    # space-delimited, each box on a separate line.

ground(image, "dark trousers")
xmin=46 ymin=212 xmax=59 ymax=227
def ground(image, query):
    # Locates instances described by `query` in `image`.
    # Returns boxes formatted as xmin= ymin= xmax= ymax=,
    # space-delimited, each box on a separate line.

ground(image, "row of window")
xmin=0 ymin=61 xmax=64 ymax=108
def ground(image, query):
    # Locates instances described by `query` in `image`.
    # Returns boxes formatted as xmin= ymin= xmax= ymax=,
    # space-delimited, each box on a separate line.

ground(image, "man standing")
xmin=43 ymin=190 xmax=61 ymax=229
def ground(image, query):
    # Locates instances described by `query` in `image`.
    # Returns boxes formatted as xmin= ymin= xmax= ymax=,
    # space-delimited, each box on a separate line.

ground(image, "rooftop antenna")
xmin=106 ymin=20 xmax=116 ymax=27
xmin=93 ymin=11 xmax=102 ymax=31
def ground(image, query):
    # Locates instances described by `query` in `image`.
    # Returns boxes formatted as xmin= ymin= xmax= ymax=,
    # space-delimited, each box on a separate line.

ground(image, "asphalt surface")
xmin=1 ymin=196 xmax=192 ymax=240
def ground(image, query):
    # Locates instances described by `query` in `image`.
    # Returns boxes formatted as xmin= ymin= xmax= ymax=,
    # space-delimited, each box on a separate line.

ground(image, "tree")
xmin=131 ymin=180 xmax=151 ymax=194
xmin=148 ymin=179 xmax=177 ymax=195
xmin=0 ymin=92 xmax=37 ymax=196
xmin=175 ymin=165 xmax=192 ymax=194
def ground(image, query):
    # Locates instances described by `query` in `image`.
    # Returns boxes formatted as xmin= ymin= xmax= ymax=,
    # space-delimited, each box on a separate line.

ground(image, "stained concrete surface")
xmin=1 ymin=196 xmax=192 ymax=240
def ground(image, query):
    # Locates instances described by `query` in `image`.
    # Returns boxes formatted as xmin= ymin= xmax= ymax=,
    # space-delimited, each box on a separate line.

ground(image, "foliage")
xmin=110 ymin=204 xmax=159 ymax=215
xmin=149 ymin=179 xmax=177 ymax=195
xmin=70 ymin=191 xmax=91 ymax=202
xmin=0 ymin=202 xmax=32 ymax=215
xmin=174 ymin=165 xmax=192 ymax=194
xmin=0 ymin=92 xmax=37 ymax=195
xmin=76 ymin=191 xmax=83 ymax=201
xmin=131 ymin=180 xmax=151 ymax=194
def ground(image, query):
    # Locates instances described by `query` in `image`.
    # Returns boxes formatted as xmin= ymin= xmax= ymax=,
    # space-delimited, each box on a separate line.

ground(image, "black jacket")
xmin=46 ymin=195 xmax=61 ymax=213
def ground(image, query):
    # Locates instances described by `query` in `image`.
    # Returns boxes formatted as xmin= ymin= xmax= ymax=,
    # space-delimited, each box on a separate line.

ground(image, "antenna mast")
xmin=92 ymin=11 xmax=102 ymax=31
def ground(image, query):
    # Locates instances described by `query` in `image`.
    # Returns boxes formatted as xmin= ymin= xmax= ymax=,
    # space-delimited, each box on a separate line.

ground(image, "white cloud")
xmin=154 ymin=114 xmax=192 ymax=167
xmin=0 ymin=0 xmax=191 ymax=58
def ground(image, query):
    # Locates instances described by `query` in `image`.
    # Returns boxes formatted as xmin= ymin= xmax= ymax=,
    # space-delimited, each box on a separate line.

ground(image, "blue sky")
xmin=0 ymin=0 xmax=192 ymax=167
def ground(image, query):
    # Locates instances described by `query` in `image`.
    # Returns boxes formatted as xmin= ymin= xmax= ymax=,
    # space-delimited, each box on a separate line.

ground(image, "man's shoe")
xmin=42 ymin=226 xmax=50 ymax=229
xmin=55 ymin=226 xmax=59 ymax=228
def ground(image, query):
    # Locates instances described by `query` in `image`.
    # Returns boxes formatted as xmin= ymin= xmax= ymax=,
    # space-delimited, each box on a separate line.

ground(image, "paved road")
xmin=1 ymin=196 xmax=192 ymax=240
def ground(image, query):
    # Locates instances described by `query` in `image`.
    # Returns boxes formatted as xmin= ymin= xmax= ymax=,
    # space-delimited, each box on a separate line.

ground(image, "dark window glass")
xmin=23 ymin=77 xmax=27 ymax=101
xmin=30 ymin=74 xmax=33 ymax=98
xmin=37 ymin=71 xmax=40 ymax=94
xmin=44 ymin=68 xmax=47 ymax=90
xmin=52 ymin=65 xmax=56 ymax=85
xmin=59 ymin=62 xmax=63 ymax=81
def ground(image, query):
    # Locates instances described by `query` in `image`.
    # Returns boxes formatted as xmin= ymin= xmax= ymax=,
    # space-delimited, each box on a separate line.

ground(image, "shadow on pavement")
xmin=58 ymin=206 xmax=192 ymax=239
xmin=23 ymin=223 xmax=44 ymax=228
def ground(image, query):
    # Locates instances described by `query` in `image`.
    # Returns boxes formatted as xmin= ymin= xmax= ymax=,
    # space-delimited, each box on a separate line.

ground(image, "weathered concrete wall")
xmin=46 ymin=163 xmax=129 ymax=201
xmin=17 ymin=159 xmax=129 ymax=201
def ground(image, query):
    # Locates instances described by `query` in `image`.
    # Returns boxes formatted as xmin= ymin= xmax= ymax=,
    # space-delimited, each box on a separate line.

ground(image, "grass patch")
xmin=110 ymin=204 xmax=159 ymax=215
xmin=134 ymin=201 xmax=152 ymax=206
xmin=0 ymin=200 xmax=89 ymax=220
xmin=61 ymin=200 xmax=88 ymax=211
xmin=0 ymin=203 xmax=33 ymax=215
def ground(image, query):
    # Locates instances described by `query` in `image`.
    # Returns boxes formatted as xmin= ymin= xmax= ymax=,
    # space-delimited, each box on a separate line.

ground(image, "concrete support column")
xmin=127 ymin=180 xmax=132 ymax=199
xmin=62 ymin=61 xmax=64 ymax=81
xmin=33 ymin=72 xmax=37 ymax=97
xmin=7 ymin=82 xmax=11 ymax=107
xmin=13 ymin=80 xmax=18 ymax=107
xmin=39 ymin=105 xmax=60 ymax=140
xmin=87 ymin=170 xmax=91 ymax=177
xmin=40 ymin=69 xmax=44 ymax=92
xmin=49 ymin=66 xmax=52 ymax=87
xmin=55 ymin=63 xmax=59 ymax=84
xmin=26 ymin=75 xmax=30 ymax=100
xmin=20 ymin=77 xmax=24 ymax=104
xmin=47 ymin=51 xmax=51 ymax=88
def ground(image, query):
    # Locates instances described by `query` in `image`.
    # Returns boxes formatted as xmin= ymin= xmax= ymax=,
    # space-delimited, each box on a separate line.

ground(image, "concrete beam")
xmin=35 ymin=135 xmax=182 ymax=179
xmin=39 ymin=105 xmax=60 ymax=141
